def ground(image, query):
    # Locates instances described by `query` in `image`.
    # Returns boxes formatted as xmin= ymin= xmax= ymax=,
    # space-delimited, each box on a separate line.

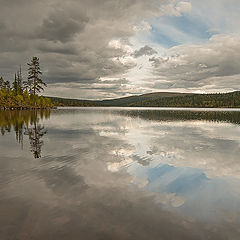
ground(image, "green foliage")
xmin=4 ymin=80 xmax=11 ymax=90
xmin=26 ymin=57 xmax=46 ymax=95
xmin=127 ymin=92 xmax=240 ymax=108
xmin=0 ymin=88 xmax=53 ymax=109
xmin=11 ymin=68 xmax=23 ymax=96
xmin=0 ymin=77 xmax=3 ymax=89
xmin=49 ymin=96 xmax=100 ymax=107
xmin=0 ymin=57 xmax=51 ymax=109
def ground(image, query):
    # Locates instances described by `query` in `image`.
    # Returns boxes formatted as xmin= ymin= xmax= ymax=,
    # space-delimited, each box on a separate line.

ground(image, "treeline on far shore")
xmin=48 ymin=96 xmax=100 ymax=107
xmin=48 ymin=91 xmax=240 ymax=108
xmin=0 ymin=57 xmax=53 ymax=110
xmin=128 ymin=91 xmax=240 ymax=108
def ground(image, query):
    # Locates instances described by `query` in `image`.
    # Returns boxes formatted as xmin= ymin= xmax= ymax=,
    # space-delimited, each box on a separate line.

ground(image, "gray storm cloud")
xmin=1 ymin=0 xmax=240 ymax=98
xmin=132 ymin=45 xmax=158 ymax=58
xmin=0 ymin=0 xmax=165 ymax=88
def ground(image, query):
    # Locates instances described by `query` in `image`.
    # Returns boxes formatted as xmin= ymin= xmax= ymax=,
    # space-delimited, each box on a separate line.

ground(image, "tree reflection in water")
xmin=0 ymin=110 xmax=50 ymax=158
xmin=25 ymin=120 xmax=47 ymax=158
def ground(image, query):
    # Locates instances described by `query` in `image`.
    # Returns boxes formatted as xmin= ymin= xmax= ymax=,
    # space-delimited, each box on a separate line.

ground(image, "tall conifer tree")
xmin=0 ymin=77 xmax=4 ymax=90
xmin=4 ymin=80 xmax=10 ymax=90
xmin=26 ymin=57 xmax=46 ymax=95
xmin=17 ymin=66 xmax=23 ymax=95
xmin=12 ymin=73 xmax=18 ymax=94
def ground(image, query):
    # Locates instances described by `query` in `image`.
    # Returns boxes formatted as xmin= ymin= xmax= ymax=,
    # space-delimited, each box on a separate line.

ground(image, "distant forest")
xmin=128 ymin=92 xmax=240 ymax=108
xmin=49 ymin=91 xmax=240 ymax=108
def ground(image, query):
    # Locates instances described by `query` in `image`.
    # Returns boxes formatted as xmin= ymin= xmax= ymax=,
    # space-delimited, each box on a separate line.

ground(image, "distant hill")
xmin=98 ymin=92 xmax=190 ymax=106
xmin=48 ymin=92 xmax=191 ymax=107
xmin=48 ymin=91 xmax=240 ymax=108
xmin=48 ymin=96 xmax=99 ymax=107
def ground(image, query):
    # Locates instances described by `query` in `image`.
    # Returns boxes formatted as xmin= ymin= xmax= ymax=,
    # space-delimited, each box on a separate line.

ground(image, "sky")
xmin=0 ymin=0 xmax=240 ymax=99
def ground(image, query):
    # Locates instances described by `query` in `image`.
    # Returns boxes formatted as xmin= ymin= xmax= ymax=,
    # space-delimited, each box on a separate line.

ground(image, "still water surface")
xmin=1 ymin=107 xmax=240 ymax=239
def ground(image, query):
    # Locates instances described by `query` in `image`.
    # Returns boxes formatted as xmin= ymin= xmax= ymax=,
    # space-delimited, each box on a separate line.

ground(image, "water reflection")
xmin=67 ymin=107 xmax=240 ymax=125
xmin=25 ymin=121 xmax=47 ymax=158
xmin=1 ymin=108 xmax=240 ymax=239
xmin=119 ymin=108 xmax=240 ymax=124
xmin=0 ymin=110 xmax=49 ymax=158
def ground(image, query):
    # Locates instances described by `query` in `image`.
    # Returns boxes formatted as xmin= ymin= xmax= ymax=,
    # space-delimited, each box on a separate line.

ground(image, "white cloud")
xmin=176 ymin=1 xmax=192 ymax=14
xmin=1 ymin=0 xmax=240 ymax=98
xmin=159 ymin=0 xmax=192 ymax=16
xmin=148 ymin=34 xmax=240 ymax=92
xmin=133 ymin=20 xmax=152 ymax=33
xmin=108 ymin=39 xmax=134 ymax=54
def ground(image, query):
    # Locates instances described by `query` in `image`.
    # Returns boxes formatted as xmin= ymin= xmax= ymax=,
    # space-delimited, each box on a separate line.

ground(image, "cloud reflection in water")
xmin=1 ymin=108 xmax=240 ymax=239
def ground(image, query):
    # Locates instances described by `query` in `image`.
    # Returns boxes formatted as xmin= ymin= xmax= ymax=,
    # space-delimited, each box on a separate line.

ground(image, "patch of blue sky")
xmin=145 ymin=164 xmax=209 ymax=194
xmin=190 ymin=0 xmax=240 ymax=34
xmin=149 ymin=14 xmax=215 ymax=48
xmin=166 ymin=171 xmax=209 ymax=194
xmin=127 ymin=159 xmax=210 ymax=195
xmin=127 ymin=156 xmax=240 ymax=221
xmin=146 ymin=0 xmax=240 ymax=49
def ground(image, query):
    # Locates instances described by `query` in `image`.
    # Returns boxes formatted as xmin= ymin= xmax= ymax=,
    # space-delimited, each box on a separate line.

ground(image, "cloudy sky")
xmin=0 ymin=0 xmax=240 ymax=99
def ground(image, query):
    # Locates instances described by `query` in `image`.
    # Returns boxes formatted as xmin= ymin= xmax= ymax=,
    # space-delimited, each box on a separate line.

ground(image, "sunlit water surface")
xmin=1 ymin=107 xmax=240 ymax=240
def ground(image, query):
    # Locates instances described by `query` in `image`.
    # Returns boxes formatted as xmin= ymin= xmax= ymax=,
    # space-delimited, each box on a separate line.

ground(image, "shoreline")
xmin=2 ymin=105 xmax=240 ymax=110
xmin=0 ymin=106 xmax=57 ymax=110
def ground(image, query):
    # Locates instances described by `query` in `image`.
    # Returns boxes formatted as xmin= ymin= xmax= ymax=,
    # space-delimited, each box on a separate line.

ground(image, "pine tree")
xmin=24 ymin=113 xmax=47 ymax=158
xmin=12 ymin=73 xmax=18 ymax=95
xmin=0 ymin=77 xmax=4 ymax=90
xmin=4 ymin=80 xmax=11 ymax=90
xmin=26 ymin=57 xmax=46 ymax=96
xmin=17 ymin=66 xmax=23 ymax=95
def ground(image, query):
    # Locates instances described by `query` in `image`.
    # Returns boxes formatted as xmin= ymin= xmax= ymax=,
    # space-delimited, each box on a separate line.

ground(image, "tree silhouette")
xmin=24 ymin=111 xmax=47 ymax=158
xmin=12 ymin=73 xmax=18 ymax=95
xmin=4 ymin=80 xmax=11 ymax=90
xmin=0 ymin=77 xmax=4 ymax=89
xmin=17 ymin=66 xmax=23 ymax=95
xmin=26 ymin=57 xmax=46 ymax=96
xmin=14 ymin=120 xmax=24 ymax=149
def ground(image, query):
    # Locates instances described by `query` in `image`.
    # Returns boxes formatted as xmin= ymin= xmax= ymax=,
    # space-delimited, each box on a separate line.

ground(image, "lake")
xmin=1 ymin=107 xmax=240 ymax=240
